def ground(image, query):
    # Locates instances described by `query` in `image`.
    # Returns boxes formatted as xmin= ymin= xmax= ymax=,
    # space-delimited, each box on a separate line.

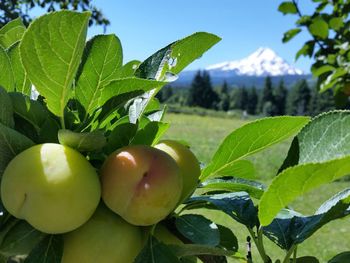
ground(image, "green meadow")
xmin=164 ymin=112 xmax=350 ymax=262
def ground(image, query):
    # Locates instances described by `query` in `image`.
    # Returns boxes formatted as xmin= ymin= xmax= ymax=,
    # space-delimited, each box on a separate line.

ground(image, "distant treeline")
xmin=157 ymin=70 xmax=338 ymax=116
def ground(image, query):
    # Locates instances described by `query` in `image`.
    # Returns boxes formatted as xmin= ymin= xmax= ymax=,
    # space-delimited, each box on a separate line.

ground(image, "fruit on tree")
xmin=100 ymin=145 xmax=182 ymax=226
xmin=155 ymin=140 xmax=201 ymax=202
xmin=153 ymin=224 xmax=197 ymax=263
xmin=154 ymin=224 xmax=183 ymax=245
xmin=62 ymin=205 xmax=144 ymax=263
xmin=1 ymin=143 xmax=101 ymax=234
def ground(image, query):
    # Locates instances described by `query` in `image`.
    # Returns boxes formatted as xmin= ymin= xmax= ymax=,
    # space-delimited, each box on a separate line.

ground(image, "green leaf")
xmin=133 ymin=32 xmax=220 ymax=121
xmin=135 ymin=237 xmax=180 ymax=263
xmin=297 ymin=111 xmax=350 ymax=163
xmin=96 ymin=90 xmax=143 ymax=126
xmin=0 ymin=123 xmax=34 ymax=176
xmin=24 ymin=235 xmax=63 ymax=263
xmin=76 ymin=34 xmax=123 ymax=115
xmin=0 ymin=220 xmax=45 ymax=257
xmin=116 ymin=60 xmax=141 ymax=78
xmin=104 ymin=123 xmax=138 ymax=154
xmin=0 ymin=87 xmax=14 ymax=128
xmin=295 ymin=41 xmax=315 ymax=60
xmin=0 ymin=46 xmax=14 ymax=92
xmin=263 ymin=189 xmax=350 ymax=249
xmin=38 ymin=117 xmax=60 ymax=143
xmin=0 ymin=254 xmax=7 ymax=263
xmin=9 ymin=93 xmax=53 ymax=133
xmin=296 ymin=15 xmax=311 ymax=26
xmin=147 ymin=106 xmax=167 ymax=122
xmin=175 ymin=214 xmax=220 ymax=246
xmin=58 ymin=129 xmax=106 ymax=152
xmin=329 ymin=17 xmax=344 ymax=31
xmin=128 ymin=92 xmax=155 ymax=124
xmin=206 ymin=160 xmax=255 ymax=179
xmin=278 ymin=2 xmax=298 ymax=14
xmin=136 ymin=32 xmax=220 ymax=81
xmin=309 ymin=17 xmax=329 ymax=39
xmin=186 ymin=192 xmax=258 ymax=228
xmin=282 ymin=28 xmax=301 ymax=43
xmin=201 ymin=116 xmax=310 ymax=180
xmin=20 ymin=11 xmax=90 ymax=116
xmin=169 ymin=244 xmax=236 ymax=258
xmin=217 ymin=225 xmax=238 ymax=252
xmin=7 ymin=42 xmax=31 ymax=95
xmin=320 ymin=68 xmax=347 ymax=92
xmin=131 ymin=121 xmax=169 ymax=146
xmin=200 ymin=177 xmax=266 ymax=199
xmin=328 ymin=252 xmax=350 ymax=263
xmin=280 ymin=111 xmax=350 ymax=172
xmin=311 ymin=65 xmax=335 ymax=77
xmin=0 ymin=18 xmax=25 ymax=49
xmin=100 ymin=78 xmax=166 ymax=108
xmin=296 ymin=256 xmax=319 ymax=263
xmin=278 ymin=137 xmax=299 ymax=174
xmin=259 ymin=157 xmax=350 ymax=226
xmin=262 ymin=209 xmax=305 ymax=250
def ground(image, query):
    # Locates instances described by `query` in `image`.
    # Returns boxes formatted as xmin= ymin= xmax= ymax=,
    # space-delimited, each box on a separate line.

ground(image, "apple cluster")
xmin=0 ymin=140 xmax=201 ymax=262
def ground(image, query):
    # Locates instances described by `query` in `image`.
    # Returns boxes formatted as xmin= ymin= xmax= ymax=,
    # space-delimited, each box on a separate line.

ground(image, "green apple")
xmin=101 ymin=145 xmax=182 ymax=226
xmin=1 ymin=143 xmax=101 ymax=234
xmin=155 ymin=140 xmax=201 ymax=202
xmin=153 ymin=224 xmax=199 ymax=263
xmin=154 ymin=224 xmax=183 ymax=245
xmin=62 ymin=204 xmax=144 ymax=263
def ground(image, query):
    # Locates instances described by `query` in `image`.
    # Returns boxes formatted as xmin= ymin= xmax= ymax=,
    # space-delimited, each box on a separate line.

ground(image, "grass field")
xmin=163 ymin=112 xmax=350 ymax=262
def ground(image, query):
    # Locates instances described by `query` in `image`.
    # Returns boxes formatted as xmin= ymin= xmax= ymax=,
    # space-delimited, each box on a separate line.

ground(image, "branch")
xmin=291 ymin=0 xmax=326 ymax=50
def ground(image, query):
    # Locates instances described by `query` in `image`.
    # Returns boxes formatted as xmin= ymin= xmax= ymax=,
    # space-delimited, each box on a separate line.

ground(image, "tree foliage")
xmin=286 ymin=79 xmax=311 ymax=116
xmin=279 ymin=0 xmax=350 ymax=101
xmin=246 ymin=86 xmax=258 ymax=115
xmin=274 ymin=80 xmax=288 ymax=115
xmin=0 ymin=0 xmax=110 ymax=28
xmin=259 ymin=76 xmax=277 ymax=115
xmin=187 ymin=71 xmax=218 ymax=109
xmin=230 ymin=86 xmax=248 ymax=111
xmin=217 ymin=81 xmax=230 ymax=111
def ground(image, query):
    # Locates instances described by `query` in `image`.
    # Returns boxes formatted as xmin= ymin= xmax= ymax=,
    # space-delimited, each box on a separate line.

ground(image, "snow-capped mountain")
xmin=206 ymin=47 xmax=303 ymax=76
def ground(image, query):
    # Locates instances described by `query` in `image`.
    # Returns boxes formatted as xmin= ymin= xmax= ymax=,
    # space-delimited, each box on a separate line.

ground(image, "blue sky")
xmin=88 ymin=0 xmax=317 ymax=73
xmin=34 ymin=0 xmax=317 ymax=73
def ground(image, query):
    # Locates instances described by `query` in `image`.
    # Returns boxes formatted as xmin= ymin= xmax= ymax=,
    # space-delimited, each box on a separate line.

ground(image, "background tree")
xmin=230 ymin=86 xmax=248 ymax=110
xmin=308 ymin=87 xmax=335 ymax=116
xmin=279 ymin=0 xmax=350 ymax=102
xmin=258 ymin=76 xmax=276 ymax=115
xmin=274 ymin=79 xmax=288 ymax=115
xmin=216 ymin=81 xmax=230 ymax=111
xmin=156 ymin=86 xmax=173 ymax=103
xmin=187 ymin=70 xmax=218 ymax=109
xmin=0 ymin=0 xmax=109 ymax=28
xmin=286 ymin=79 xmax=311 ymax=116
xmin=246 ymin=86 xmax=258 ymax=115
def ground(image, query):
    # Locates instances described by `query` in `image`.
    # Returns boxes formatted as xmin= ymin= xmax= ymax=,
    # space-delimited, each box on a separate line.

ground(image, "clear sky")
xmin=36 ymin=0 xmax=318 ymax=73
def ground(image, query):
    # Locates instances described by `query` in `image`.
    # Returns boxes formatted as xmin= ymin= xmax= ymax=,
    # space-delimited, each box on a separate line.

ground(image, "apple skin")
xmin=0 ymin=143 xmax=101 ymax=234
xmin=153 ymin=224 xmax=198 ymax=263
xmin=62 ymin=204 xmax=144 ymax=263
xmin=155 ymin=140 xmax=201 ymax=202
xmin=101 ymin=145 xmax=182 ymax=226
xmin=154 ymin=224 xmax=183 ymax=245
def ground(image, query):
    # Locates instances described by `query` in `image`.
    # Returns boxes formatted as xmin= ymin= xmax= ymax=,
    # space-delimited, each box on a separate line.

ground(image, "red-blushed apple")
xmin=155 ymin=140 xmax=201 ymax=202
xmin=62 ymin=204 xmax=144 ymax=263
xmin=0 ymin=143 xmax=101 ymax=234
xmin=100 ymin=145 xmax=182 ymax=226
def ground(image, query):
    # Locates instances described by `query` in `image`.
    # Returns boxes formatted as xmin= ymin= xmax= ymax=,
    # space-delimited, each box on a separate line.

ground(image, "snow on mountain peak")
xmin=206 ymin=47 xmax=304 ymax=76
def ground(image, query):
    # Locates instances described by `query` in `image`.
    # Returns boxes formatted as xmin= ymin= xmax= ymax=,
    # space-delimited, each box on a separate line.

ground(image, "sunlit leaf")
xmin=20 ymin=11 xmax=90 ymax=116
